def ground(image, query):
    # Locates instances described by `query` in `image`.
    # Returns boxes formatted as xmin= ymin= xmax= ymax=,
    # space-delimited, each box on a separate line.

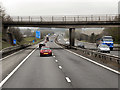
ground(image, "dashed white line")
xmin=55 ymin=60 xmax=58 ymax=62
xmin=0 ymin=47 xmax=38 ymax=88
xmin=55 ymin=41 xmax=120 ymax=74
xmin=65 ymin=77 xmax=71 ymax=83
xmin=58 ymin=66 xmax=62 ymax=69
xmin=52 ymin=53 xmax=54 ymax=55
xmin=53 ymin=56 xmax=55 ymax=57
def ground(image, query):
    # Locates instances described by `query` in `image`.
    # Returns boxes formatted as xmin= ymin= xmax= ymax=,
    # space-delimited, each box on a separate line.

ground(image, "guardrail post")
xmin=99 ymin=16 xmax=100 ymax=21
xmin=21 ymin=17 xmax=22 ymax=22
xmin=31 ymin=17 xmax=32 ymax=22
xmin=86 ymin=17 xmax=87 ymax=21
xmin=65 ymin=16 xmax=66 ymax=22
xmin=91 ymin=15 xmax=93 ymax=21
xmin=74 ymin=17 xmax=75 ymax=22
xmin=29 ymin=16 xmax=30 ymax=22
xmin=78 ymin=16 xmax=79 ymax=21
xmin=18 ymin=16 xmax=19 ymax=22
xmin=40 ymin=16 xmax=42 ymax=22
xmin=63 ymin=16 xmax=64 ymax=21
xmin=106 ymin=15 xmax=108 ymax=21
xmin=52 ymin=16 xmax=53 ymax=22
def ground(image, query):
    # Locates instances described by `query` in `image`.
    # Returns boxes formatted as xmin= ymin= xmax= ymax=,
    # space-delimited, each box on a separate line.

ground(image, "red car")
xmin=40 ymin=47 xmax=52 ymax=57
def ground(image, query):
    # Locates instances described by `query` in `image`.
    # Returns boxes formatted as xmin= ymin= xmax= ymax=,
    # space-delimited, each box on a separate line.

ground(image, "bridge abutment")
xmin=2 ymin=26 xmax=8 ymax=41
xmin=69 ymin=28 xmax=75 ymax=47
xmin=2 ymin=26 xmax=14 ymax=45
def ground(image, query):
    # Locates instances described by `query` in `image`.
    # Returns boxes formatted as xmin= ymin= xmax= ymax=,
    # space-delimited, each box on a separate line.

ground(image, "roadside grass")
xmin=2 ymin=41 xmax=12 ymax=49
xmin=23 ymin=37 xmax=42 ymax=45
xmin=1 ymin=37 xmax=42 ymax=50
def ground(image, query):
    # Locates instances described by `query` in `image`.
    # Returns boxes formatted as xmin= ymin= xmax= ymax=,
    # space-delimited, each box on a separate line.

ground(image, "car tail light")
xmin=40 ymin=50 xmax=43 ymax=53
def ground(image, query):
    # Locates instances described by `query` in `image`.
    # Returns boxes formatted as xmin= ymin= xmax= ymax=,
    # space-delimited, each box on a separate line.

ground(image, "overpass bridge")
xmin=2 ymin=14 xmax=120 ymax=46
xmin=3 ymin=15 xmax=120 ymax=28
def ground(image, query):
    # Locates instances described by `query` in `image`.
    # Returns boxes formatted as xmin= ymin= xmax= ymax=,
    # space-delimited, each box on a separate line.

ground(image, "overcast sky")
xmin=0 ymin=0 xmax=120 ymax=16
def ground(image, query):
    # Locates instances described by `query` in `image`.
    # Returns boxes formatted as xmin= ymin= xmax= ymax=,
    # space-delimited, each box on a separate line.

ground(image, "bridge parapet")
xmin=3 ymin=14 xmax=119 ymax=22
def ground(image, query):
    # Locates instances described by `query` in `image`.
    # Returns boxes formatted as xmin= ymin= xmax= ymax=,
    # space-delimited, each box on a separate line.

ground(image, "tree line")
xmin=65 ymin=28 xmax=120 ymax=44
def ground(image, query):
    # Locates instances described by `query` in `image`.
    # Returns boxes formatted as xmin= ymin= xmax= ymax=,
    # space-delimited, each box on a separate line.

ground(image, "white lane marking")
xmin=55 ymin=60 xmax=58 ymax=62
xmin=65 ymin=77 xmax=71 ymax=83
xmin=53 ymin=56 xmax=55 ymax=57
xmin=52 ymin=53 xmax=54 ymax=55
xmin=0 ymin=49 xmax=23 ymax=61
xmin=65 ymin=49 xmax=120 ymax=75
xmin=54 ymin=41 xmax=120 ymax=74
xmin=58 ymin=66 xmax=62 ymax=69
xmin=0 ymin=47 xmax=38 ymax=88
xmin=0 ymin=43 xmax=40 ymax=61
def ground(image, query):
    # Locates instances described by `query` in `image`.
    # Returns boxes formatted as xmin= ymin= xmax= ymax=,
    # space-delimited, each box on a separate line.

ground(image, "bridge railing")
xmin=3 ymin=14 xmax=120 ymax=22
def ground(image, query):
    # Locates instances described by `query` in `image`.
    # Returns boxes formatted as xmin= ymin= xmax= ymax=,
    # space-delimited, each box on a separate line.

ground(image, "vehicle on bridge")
xmin=98 ymin=44 xmax=110 ymax=53
xmin=96 ymin=36 xmax=114 ymax=51
xmin=40 ymin=47 xmax=52 ymax=57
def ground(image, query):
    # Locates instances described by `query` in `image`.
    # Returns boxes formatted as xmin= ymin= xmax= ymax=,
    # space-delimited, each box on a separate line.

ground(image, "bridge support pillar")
xmin=2 ymin=26 xmax=8 ymax=41
xmin=2 ymin=26 xmax=14 ymax=45
xmin=69 ymin=28 xmax=75 ymax=47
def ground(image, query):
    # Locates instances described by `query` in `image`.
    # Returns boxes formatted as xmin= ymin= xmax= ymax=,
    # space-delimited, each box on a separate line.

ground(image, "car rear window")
xmin=41 ymin=48 xmax=50 ymax=50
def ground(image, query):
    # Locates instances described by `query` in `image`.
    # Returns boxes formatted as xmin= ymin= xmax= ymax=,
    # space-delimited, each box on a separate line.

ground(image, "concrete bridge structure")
xmin=2 ymin=14 xmax=120 ymax=46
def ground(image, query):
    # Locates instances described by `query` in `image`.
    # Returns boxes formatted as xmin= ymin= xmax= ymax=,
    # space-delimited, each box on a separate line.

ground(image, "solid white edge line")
xmin=1 ymin=44 xmax=40 ymax=61
xmin=65 ymin=77 xmax=71 ymax=83
xmin=0 ymin=49 xmax=24 ymax=61
xmin=58 ymin=66 xmax=62 ymax=69
xmin=55 ymin=42 xmax=120 ymax=74
xmin=0 ymin=47 xmax=37 ymax=88
xmin=65 ymin=49 xmax=120 ymax=75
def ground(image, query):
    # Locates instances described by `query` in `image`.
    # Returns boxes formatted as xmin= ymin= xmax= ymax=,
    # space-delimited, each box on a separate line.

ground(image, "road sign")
xmin=36 ymin=31 xmax=41 ymax=38
xmin=33 ymin=40 xmax=35 ymax=43
xmin=13 ymin=39 xmax=16 ymax=44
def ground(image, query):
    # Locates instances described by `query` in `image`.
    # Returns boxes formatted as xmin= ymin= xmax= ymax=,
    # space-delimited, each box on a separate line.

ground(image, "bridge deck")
xmin=2 ymin=15 xmax=120 ymax=28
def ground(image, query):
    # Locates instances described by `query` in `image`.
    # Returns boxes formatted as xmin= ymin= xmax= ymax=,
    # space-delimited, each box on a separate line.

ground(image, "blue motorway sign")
xmin=36 ymin=31 xmax=41 ymax=38
xmin=13 ymin=39 xmax=16 ymax=44
xmin=33 ymin=40 xmax=35 ymax=43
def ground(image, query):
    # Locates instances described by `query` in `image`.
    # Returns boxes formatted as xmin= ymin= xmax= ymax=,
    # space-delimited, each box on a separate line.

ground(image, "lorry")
xmin=96 ymin=36 xmax=114 ymax=51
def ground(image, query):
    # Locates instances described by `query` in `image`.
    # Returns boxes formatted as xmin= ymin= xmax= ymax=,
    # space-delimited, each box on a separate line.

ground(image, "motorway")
xmin=1 ymin=35 xmax=119 ymax=88
xmin=58 ymin=35 xmax=119 ymax=57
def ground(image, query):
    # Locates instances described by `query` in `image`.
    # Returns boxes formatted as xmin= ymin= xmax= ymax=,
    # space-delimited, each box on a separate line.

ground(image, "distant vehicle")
xmin=96 ymin=36 xmax=114 ymax=51
xmin=78 ymin=43 xmax=85 ymax=49
xmin=66 ymin=41 xmax=70 ymax=45
xmin=98 ymin=44 xmax=110 ymax=53
xmin=46 ymin=37 xmax=49 ymax=41
xmin=40 ymin=47 xmax=52 ymax=56
xmin=39 ymin=43 xmax=45 ymax=49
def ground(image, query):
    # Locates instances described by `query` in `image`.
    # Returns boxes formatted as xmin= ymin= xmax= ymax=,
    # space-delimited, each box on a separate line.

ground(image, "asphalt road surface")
xmin=2 ymin=36 xmax=119 ymax=88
